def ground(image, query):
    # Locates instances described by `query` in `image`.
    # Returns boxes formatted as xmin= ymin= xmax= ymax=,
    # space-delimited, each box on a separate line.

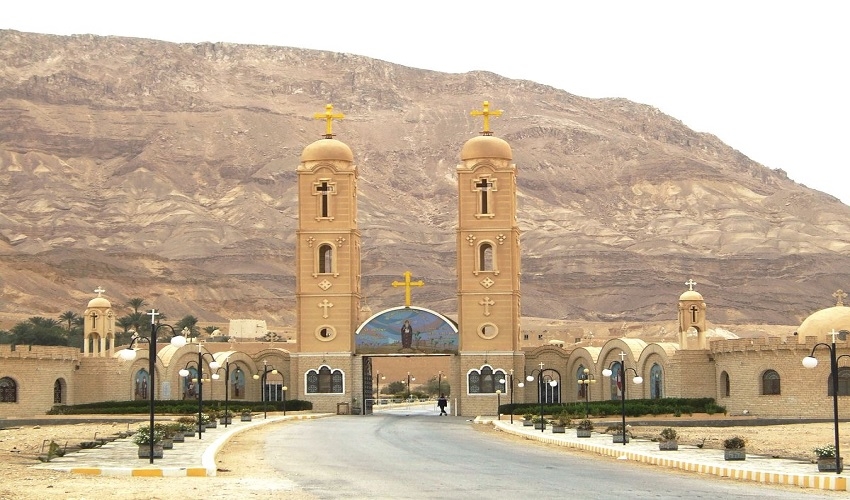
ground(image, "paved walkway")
xmin=32 ymin=413 xmax=849 ymax=490
xmin=484 ymin=417 xmax=848 ymax=492
xmin=32 ymin=414 xmax=325 ymax=477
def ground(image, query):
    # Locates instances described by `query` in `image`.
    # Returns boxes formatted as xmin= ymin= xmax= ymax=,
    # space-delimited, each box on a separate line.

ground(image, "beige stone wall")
xmin=0 ymin=345 xmax=80 ymax=417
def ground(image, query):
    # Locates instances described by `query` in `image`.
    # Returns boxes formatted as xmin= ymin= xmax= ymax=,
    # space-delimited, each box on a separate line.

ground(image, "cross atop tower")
xmin=313 ymin=103 xmax=344 ymax=139
xmin=470 ymin=101 xmax=503 ymax=136
xmin=94 ymin=286 xmax=106 ymax=297
xmin=685 ymin=279 xmax=697 ymax=291
xmin=392 ymin=271 xmax=424 ymax=307
xmin=834 ymin=289 xmax=847 ymax=307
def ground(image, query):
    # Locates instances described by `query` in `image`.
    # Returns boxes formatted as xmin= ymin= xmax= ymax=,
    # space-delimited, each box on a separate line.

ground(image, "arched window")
xmin=467 ymin=366 xmax=507 ymax=394
xmin=650 ymin=364 xmax=663 ymax=399
xmin=134 ymin=369 xmax=149 ymax=400
xmin=54 ymin=379 xmax=65 ymax=404
xmin=479 ymin=243 xmax=494 ymax=272
xmin=232 ymin=367 xmax=246 ymax=399
xmin=318 ymin=244 xmax=333 ymax=274
xmin=762 ymin=369 xmax=781 ymax=395
xmin=306 ymin=366 xmax=344 ymax=394
xmin=720 ymin=371 xmax=730 ymax=397
xmin=0 ymin=377 xmax=17 ymax=403
xmin=182 ymin=367 xmax=199 ymax=400
xmin=539 ymin=370 xmax=561 ymax=404
xmin=474 ymin=177 xmax=495 ymax=215
xmin=607 ymin=363 xmax=622 ymax=400
xmin=828 ymin=367 xmax=850 ymax=396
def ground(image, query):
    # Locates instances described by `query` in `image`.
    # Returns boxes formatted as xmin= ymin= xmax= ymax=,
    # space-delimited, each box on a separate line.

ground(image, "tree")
xmin=9 ymin=317 xmax=69 ymax=346
xmin=176 ymin=315 xmax=199 ymax=338
xmin=127 ymin=298 xmax=146 ymax=314
xmin=58 ymin=311 xmax=79 ymax=331
xmin=203 ymin=325 xmax=219 ymax=335
xmin=384 ymin=380 xmax=406 ymax=395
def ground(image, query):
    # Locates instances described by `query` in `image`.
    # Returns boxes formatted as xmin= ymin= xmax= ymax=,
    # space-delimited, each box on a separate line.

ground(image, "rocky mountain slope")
xmin=2 ymin=29 xmax=849 ymax=330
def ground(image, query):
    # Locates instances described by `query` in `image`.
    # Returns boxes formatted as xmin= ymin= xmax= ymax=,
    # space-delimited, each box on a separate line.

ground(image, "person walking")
xmin=437 ymin=394 xmax=448 ymax=416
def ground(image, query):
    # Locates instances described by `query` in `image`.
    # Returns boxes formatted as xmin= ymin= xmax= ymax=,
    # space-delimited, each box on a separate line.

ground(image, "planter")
xmin=206 ymin=420 xmax=217 ymax=429
xmin=552 ymin=425 xmax=566 ymax=434
xmin=659 ymin=441 xmax=678 ymax=451
xmin=817 ymin=457 xmax=843 ymax=473
xmin=137 ymin=443 xmax=164 ymax=459
xmin=171 ymin=433 xmax=184 ymax=443
xmin=220 ymin=416 xmax=232 ymax=425
xmin=724 ymin=448 xmax=746 ymax=461
xmin=161 ymin=438 xmax=173 ymax=450
xmin=613 ymin=434 xmax=630 ymax=444
xmin=533 ymin=422 xmax=545 ymax=430
xmin=241 ymin=414 xmax=252 ymax=422
xmin=522 ymin=420 xmax=534 ymax=427
xmin=576 ymin=429 xmax=592 ymax=438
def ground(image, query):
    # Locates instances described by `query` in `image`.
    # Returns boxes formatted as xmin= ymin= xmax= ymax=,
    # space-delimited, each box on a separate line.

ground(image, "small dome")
xmin=461 ymin=135 xmax=512 ymax=161
xmin=301 ymin=138 xmax=353 ymax=162
xmin=679 ymin=290 xmax=704 ymax=301
xmin=796 ymin=306 xmax=850 ymax=344
xmin=87 ymin=296 xmax=111 ymax=308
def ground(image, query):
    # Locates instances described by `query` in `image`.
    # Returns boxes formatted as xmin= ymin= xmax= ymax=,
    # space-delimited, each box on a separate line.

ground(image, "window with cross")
xmin=474 ymin=177 xmax=496 ymax=216
xmin=313 ymin=179 xmax=336 ymax=219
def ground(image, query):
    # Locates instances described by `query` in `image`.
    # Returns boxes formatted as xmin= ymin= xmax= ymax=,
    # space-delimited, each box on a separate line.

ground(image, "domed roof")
xmin=796 ymin=306 xmax=850 ymax=344
xmin=301 ymin=138 xmax=353 ymax=162
xmin=461 ymin=135 xmax=512 ymax=161
xmin=679 ymin=290 xmax=704 ymax=301
xmin=87 ymin=296 xmax=111 ymax=308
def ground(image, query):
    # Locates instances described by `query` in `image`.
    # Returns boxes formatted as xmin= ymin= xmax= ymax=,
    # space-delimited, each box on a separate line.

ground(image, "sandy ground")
xmin=0 ymin=416 xmax=843 ymax=499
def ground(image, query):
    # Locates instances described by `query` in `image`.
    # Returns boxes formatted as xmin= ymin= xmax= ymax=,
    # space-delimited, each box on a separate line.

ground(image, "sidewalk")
xmin=483 ymin=418 xmax=848 ymax=492
xmin=32 ymin=414 xmax=324 ymax=477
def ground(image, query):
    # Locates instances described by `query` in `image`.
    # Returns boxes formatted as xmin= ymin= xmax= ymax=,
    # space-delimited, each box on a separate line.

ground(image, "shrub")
xmin=660 ymin=428 xmax=678 ymax=442
xmin=723 ymin=436 xmax=746 ymax=449
xmin=577 ymin=419 xmax=594 ymax=430
xmin=814 ymin=444 xmax=836 ymax=458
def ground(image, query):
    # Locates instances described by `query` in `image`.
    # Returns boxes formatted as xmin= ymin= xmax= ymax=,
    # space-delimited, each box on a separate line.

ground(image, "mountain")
xmin=2 ymin=29 xmax=849 ymax=331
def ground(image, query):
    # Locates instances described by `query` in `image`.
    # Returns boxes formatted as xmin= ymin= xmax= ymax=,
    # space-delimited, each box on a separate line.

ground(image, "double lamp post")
xmin=602 ymin=351 xmax=643 ymax=445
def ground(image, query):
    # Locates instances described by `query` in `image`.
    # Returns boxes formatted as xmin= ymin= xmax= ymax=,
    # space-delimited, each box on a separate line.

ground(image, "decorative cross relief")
xmin=496 ymin=234 xmax=507 ymax=245
xmin=685 ymin=279 xmax=697 ymax=291
xmin=834 ymin=289 xmax=847 ymax=307
xmin=480 ymin=277 xmax=494 ymax=289
xmin=336 ymin=237 xmax=346 ymax=247
xmin=318 ymin=279 xmax=332 ymax=291
xmin=318 ymin=299 xmax=334 ymax=319
xmin=479 ymin=296 xmax=495 ymax=316
xmin=466 ymin=234 xmax=477 ymax=246
xmin=306 ymin=236 xmax=315 ymax=248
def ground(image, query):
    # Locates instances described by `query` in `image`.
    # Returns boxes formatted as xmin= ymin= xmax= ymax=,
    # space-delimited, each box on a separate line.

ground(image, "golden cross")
xmin=470 ymin=101 xmax=502 ymax=136
xmin=392 ymin=271 xmax=424 ymax=307
xmin=834 ymin=289 xmax=847 ymax=306
xmin=313 ymin=103 xmax=344 ymax=138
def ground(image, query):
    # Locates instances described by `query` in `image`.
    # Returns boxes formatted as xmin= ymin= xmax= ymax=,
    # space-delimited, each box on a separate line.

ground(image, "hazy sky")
xmin=5 ymin=1 xmax=849 ymax=203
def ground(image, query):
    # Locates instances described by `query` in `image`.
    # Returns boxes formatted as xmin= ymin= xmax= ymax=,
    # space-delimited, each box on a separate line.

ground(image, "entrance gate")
xmin=362 ymin=356 xmax=373 ymax=415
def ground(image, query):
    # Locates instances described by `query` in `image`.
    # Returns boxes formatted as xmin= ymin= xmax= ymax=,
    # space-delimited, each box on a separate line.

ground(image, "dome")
xmin=679 ymin=290 xmax=704 ymax=301
xmin=301 ymin=138 xmax=353 ymax=162
xmin=460 ymin=135 xmax=512 ymax=161
xmin=796 ymin=306 xmax=850 ymax=344
xmin=87 ymin=296 xmax=111 ymax=308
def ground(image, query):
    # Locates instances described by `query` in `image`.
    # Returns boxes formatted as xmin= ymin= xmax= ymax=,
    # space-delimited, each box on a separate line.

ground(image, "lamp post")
xmin=212 ymin=359 xmax=233 ymax=427
xmin=375 ymin=372 xmax=386 ymax=407
xmin=252 ymin=360 xmax=278 ymax=419
xmin=577 ymin=367 xmax=596 ymax=419
xmin=178 ymin=339 xmax=220 ymax=439
xmin=602 ymin=351 xmax=644 ymax=446
xmin=282 ymin=383 xmax=288 ymax=416
xmin=119 ymin=309 xmax=187 ymax=464
xmin=437 ymin=371 xmax=443 ymax=398
xmin=521 ymin=363 xmax=558 ymax=433
xmin=406 ymin=372 xmax=415 ymax=401
xmin=802 ymin=329 xmax=848 ymax=474
xmin=496 ymin=389 xmax=502 ymax=420
xmin=500 ymin=370 xmax=515 ymax=423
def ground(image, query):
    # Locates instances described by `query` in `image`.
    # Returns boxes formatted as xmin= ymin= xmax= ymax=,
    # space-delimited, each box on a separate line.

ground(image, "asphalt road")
xmin=262 ymin=405 xmax=835 ymax=499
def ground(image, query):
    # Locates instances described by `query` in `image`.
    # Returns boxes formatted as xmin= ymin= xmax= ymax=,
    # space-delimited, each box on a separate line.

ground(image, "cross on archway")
xmin=470 ymin=101 xmax=503 ymax=136
xmin=313 ymin=104 xmax=344 ymax=139
xmin=392 ymin=271 xmax=424 ymax=307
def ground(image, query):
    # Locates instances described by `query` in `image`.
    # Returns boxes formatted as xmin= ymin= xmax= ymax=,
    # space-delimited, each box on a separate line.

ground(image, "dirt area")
xmin=0 ymin=415 xmax=843 ymax=499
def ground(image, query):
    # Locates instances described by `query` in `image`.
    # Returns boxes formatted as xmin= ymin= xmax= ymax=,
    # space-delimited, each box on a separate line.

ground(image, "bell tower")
xmin=456 ymin=101 xmax=524 ymax=416
xmin=678 ymin=279 xmax=707 ymax=349
xmin=83 ymin=286 xmax=115 ymax=357
xmin=294 ymin=104 xmax=361 ymax=412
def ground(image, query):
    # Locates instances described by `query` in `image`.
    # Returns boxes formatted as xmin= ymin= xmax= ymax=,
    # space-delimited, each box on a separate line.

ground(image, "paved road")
xmin=262 ymin=407 xmax=834 ymax=499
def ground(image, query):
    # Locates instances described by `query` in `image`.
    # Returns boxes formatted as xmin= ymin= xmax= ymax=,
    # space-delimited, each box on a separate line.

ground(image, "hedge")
xmin=499 ymin=397 xmax=724 ymax=418
xmin=48 ymin=399 xmax=312 ymax=415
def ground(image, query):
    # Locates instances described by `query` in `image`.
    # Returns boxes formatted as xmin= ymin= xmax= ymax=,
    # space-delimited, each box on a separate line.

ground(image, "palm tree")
xmin=176 ymin=315 xmax=199 ymax=338
xmin=127 ymin=298 xmax=146 ymax=314
xmin=203 ymin=325 xmax=219 ymax=335
xmin=58 ymin=311 xmax=80 ymax=331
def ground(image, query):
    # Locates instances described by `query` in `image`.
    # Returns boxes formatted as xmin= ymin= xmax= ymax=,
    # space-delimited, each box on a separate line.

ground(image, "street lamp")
xmin=577 ymin=367 xmax=596 ymax=419
xmin=523 ymin=363 xmax=557 ymax=433
xmin=496 ymin=389 xmax=502 ymax=420
xmin=602 ymin=351 xmax=643 ymax=446
xmin=119 ymin=309 xmax=187 ymax=464
xmin=178 ymin=339 xmax=220 ymax=439
xmin=375 ymin=372 xmax=386 ymax=406
xmin=282 ymin=383 xmax=288 ymax=416
xmin=500 ymin=369 xmax=515 ymax=423
xmin=802 ymin=329 xmax=849 ymax=474
xmin=212 ymin=358 xmax=233 ymax=427
xmin=252 ymin=360 xmax=278 ymax=419
xmin=406 ymin=372 xmax=415 ymax=401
